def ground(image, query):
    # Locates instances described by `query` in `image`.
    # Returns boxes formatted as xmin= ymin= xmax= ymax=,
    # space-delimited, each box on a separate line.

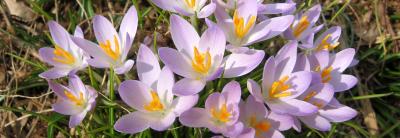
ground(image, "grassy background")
xmin=0 ymin=0 xmax=399 ymax=137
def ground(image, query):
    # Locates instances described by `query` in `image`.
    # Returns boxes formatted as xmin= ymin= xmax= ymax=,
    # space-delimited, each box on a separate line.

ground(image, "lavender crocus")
xmin=237 ymin=96 xmax=284 ymax=138
xmin=71 ymin=6 xmax=137 ymax=74
xmin=248 ymin=41 xmax=318 ymax=116
xmin=159 ymin=14 xmax=226 ymax=96
xmin=114 ymin=45 xmax=198 ymax=134
xmin=283 ymin=5 xmax=323 ymax=42
xmin=257 ymin=0 xmax=296 ymax=15
xmin=179 ymin=81 xmax=243 ymax=137
xmin=214 ymin=0 xmax=294 ymax=50
xmin=308 ymin=49 xmax=358 ymax=92
xmin=151 ymin=0 xmax=216 ymax=18
xmin=293 ymin=83 xmax=357 ymax=131
xmin=39 ymin=21 xmax=89 ymax=79
xmin=48 ymin=75 xmax=97 ymax=128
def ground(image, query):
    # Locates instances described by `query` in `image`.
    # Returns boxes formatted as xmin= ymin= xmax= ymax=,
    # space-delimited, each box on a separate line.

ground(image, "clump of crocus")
xmin=114 ymin=45 xmax=198 ymax=134
xmin=283 ymin=5 xmax=323 ymax=42
xmin=214 ymin=0 xmax=294 ymax=51
xmin=39 ymin=21 xmax=89 ymax=79
xmin=71 ymin=6 xmax=137 ymax=74
xmin=293 ymin=83 xmax=357 ymax=131
xmin=48 ymin=75 xmax=97 ymax=128
xmin=179 ymin=81 xmax=243 ymax=137
xmin=151 ymin=0 xmax=216 ymax=18
xmin=237 ymin=96 xmax=285 ymax=138
xmin=159 ymin=14 xmax=226 ymax=96
xmin=248 ymin=41 xmax=318 ymax=116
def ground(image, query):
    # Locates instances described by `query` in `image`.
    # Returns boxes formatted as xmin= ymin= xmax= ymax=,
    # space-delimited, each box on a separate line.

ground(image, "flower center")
xmin=64 ymin=91 xmax=84 ymax=106
xmin=211 ymin=103 xmax=231 ymax=123
xmin=292 ymin=16 xmax=310 ymax=38
xmin=191 ymin=47 xmax=212 ymax=74
xmin=315 ymin=66 xmax=333 ymax=83
xmin=268 ymin=76 xmax=292 ymax=98
xmin=233 ymin=10 xmax=256 ymax=39
xmin=144 ymin=91 xmax=164 ymax=112
xmin=303 ymin=91 xmax=323 ymax=108
xmin=99 ymin=35 xmax=120 ymax=61
xmin=316 ymin=34 xmax=339 ymax=51
xmin=249 ymin=116 xmax=271 ymax=136
xmin=53 ymin=45 xmax=75 ymax=65
xmin=184 ymin=0 xmax=196 ymax=9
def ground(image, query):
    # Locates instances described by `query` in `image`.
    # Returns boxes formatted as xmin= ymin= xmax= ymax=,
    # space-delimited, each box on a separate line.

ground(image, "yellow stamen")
xmin=53 ymin=45 xmax=75 ymax=65
xmin=321 ymin=67 xmax=333 ymax=83
xmin=292 ymin=16 xmax=310 ymax=38
xmin=99 ymin=35 xmax=120 ymax=61
xmin=233 ymin=10 xmax=256 ymax=39
xmin=144 ymin=91 xmax=164 ymax=112
xmin=316 ymin=34 xmax=339 ymax=51
xmin=303 ymin=91 xmax=317 ymax=102
xmin=184 ymin=0 xmax=196 ymax=9
xmin=269 ymin=76 xmax=292 ymax=98
xmin=191 ymin=47 xmax=212 ymax=74
xmin=64 ymin=91 xmax=84 ymax=106
xmin=249 ymin=116 xmax=271 ymax=136
xmin=211 ymin=103 xmax=231 ymax=123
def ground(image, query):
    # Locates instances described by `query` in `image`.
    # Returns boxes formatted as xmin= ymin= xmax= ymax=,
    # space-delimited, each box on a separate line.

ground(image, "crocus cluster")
xmin=40 ymin=0 xmax=358 ymax=137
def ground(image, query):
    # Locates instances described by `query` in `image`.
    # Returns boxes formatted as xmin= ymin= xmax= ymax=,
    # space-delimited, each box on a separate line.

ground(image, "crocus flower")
xmin=293 ymin=83 xmax=357 ymax=131
xmin=247 ymin=41 xmax=318 ymax=116
xmin=39 ymin=21 xmax=89 ymax=79
xmin=237 ymin=96 xmax=284 ymax=138
xmin=179 ymin=81 xmax=243 ymax=137
xmin=159 ymin=14 xmax=226 ymax=96
xmin=48 ymin=75 xmax=97 ymax=128
xmin=308 ymin=49 xmax=358 ymax=92
xmin=257 ymin=1 xmax=296 ymax=15
xmin=151 ymin=0 xmax=216 ymax=18
xmin=283 ymin=5 xmax=323 ymax=42
xmin=214 ymin=0 xmax=294 ymax=50
xmin=114 ymin=45 xmax=198 ymax=134
xmin=71 ymin=6 xmax=137 ymax=74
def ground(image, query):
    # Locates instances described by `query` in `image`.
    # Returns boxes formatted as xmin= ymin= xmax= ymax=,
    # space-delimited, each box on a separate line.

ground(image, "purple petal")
xmin=158 ymin=47 xmax=196 ymax=78
xmin=241 ymin=95 xmax=268 ymax=120
xmin=114 ymin=112 xmax=152 ymax=134
xmin=87 ymin=59 xmax=110 ymax=68
xmin=179 ymin=108 xmax=209 ymax=127
xmin=236 ymin=0 xmax=258 ymax=19
xmin=68 ymin=75 xmax=86 ymax=96
xmin=48 ymin=80 xmax=68 ymax=99
xmin=320 ymin=103 xmax=357 ymax=122
xmin=305 ymin=5 xmax=322 ymax=25
xmin=258 ymin=3 xmax=297 ymax=14
xmin=93 ymin=15 xmax=118 ymax=44
xmin=223 ymin=122 xmax=244 ymax=137
xmin=330 ymin=48 xmax=355 ymax=72
xmin=268 ymin=112 xmax=294 ymax=131
xmin=247 ymin=79 xmax=264 ymax=103
xmin=157 ymin=67 xmax=175 ymax=103
xmin=39 ymin=68 xmax=70 ymax=79
xmin=118 ymin=80 xmax=152 ymax=111
xmin=69 ymin=111 xmax=87 ymax=128
xmin=198 ymin=3 xmax=216 ymax=18
xmin=137 ymin=44 xmax=161 ymax=87
xmin=268 ymin=99 xmax=318 ymax=116
xmin=205 ymin=93 xmax=223 ymax=110
xmin=293 ymin=53 xmax=310 ymax=72
xmin=71 ymin=36 xmax=114 ymax=64
xmin=119 ymin=6 xmax=138 ymax=45
xmin=262 ymin=57 xmax=276 ymax=94
xmin=170 ymin=14 xmax=199 ymax=56
xmin=330 ymin=74 xmax=358 ymax=92
xmin=172 ymin=94 xmax=199 ymax=115
xmin=151 ymin=0 xmax=176 ymax=11
xmin=74 ymin=26 xmax=84 ymax=38
xmin=314 ymin=26 xmax=341 ymax=49
xmin=39 ymin=47 xmax=68 ymax=67
xmin=150 ymin=112 xmax=176 ymax=131
xmin=312 ymin=50 xmax=330 ymax=69
xmin=274 ymin=41 xmax=297 ymax=79
xmin=115 ymin=59 xmax=134 ymax=74
xmin=221 ymin=81 xmax=241 ymax=105
xmin=283 ymin=71 xmax=312 ymax=99
xmin=223 ymin=49 xmax=265 ymax=78
xmin=299 ymin=114 xmax=331 ymax=131
xmin=247 ymin=15 xmax=294 ymax=44
xmin=173 ymin=78 xmax=206 ymax=96
xmin=52 ymin=101 xmax=83 ymax=115
xmin=236 ymin=127 xmax=255 ymax=138
xmin=48 ymin=21 xmax=70 ymax=49
xmin=198 ymin=23 xmax=226 ymax=61
xmin=261 ymin=129 xmax=285 ymax=138
xmin=207 ymin=67 xmax=223 ymax=81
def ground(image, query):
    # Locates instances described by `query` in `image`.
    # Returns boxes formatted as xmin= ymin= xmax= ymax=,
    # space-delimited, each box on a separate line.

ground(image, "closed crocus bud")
xmin=39 ymin=21 xmax=89 ymax=79
xmin=48 ymin=75 xmax=97 ymax=128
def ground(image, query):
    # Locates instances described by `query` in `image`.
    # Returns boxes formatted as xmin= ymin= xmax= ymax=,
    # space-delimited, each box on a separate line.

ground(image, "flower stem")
xmin=108 ymin=68 xmax=115 ymax=135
